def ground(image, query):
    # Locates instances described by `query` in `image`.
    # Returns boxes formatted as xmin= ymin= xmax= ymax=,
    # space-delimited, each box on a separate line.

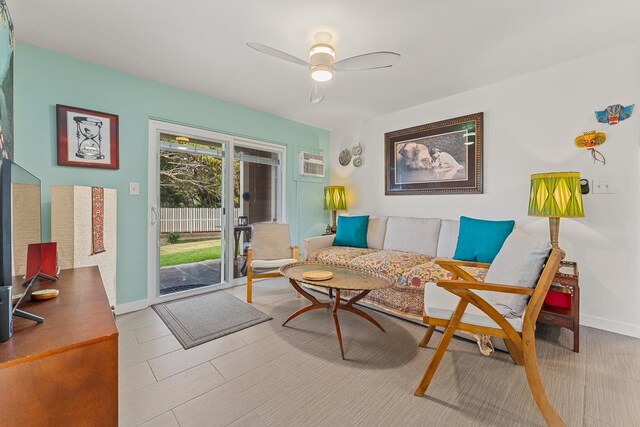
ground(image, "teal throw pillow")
xmin=453 ymin=216 xmax=515 ymax=263
xmin=333 ymin=215 xmax=369 ymax=248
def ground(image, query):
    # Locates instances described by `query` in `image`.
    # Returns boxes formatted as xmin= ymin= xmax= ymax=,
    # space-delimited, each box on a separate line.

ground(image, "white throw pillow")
xmin=480 ymin=229 xmax=551 ymax=318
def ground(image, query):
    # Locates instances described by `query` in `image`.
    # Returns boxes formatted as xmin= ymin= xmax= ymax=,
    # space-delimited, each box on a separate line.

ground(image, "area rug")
xmin=152 ymin=291 xmax=271 ymax=349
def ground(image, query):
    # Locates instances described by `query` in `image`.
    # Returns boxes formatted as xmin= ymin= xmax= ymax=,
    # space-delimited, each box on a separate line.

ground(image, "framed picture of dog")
xmin=384 ymin=112 xmax=483 ymax=195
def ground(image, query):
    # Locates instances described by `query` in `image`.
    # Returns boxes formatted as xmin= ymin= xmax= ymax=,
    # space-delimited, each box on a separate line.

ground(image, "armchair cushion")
xmin=482 ymin=229 xmax=551 ymax=318
xmin=424 ymin=283 xmax=523 ymax=332
xmin=453 ymin=216 xmax=515 ymax=263
xmin=251 ymin=222 xmax=293 ymax=260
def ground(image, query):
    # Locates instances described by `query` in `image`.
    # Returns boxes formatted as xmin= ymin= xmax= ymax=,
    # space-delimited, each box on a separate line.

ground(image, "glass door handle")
xmin=151 ymin=206 xmax=160 ymax=225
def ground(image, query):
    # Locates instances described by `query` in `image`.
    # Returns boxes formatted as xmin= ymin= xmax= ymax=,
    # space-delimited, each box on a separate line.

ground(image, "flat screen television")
xmin=0 ymin=159 xmax=43 ymax=342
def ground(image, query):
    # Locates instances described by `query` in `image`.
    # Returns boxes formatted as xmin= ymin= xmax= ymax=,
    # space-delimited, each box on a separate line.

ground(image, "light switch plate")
xmin=129 ymin=182 xmax=140 ymax=195
xmin=592 ymin=179 xmax=614 ymax=194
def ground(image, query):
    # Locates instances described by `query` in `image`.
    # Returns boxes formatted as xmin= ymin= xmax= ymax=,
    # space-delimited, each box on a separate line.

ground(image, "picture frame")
xmin=56 ymin=104 xmax=119 ymax=169
xmin=384 ymin=112 xmax=483 ymax=195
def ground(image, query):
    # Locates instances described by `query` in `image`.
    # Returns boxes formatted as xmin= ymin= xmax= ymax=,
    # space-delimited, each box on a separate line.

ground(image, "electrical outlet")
xmin=592 ymin=179 xmax=614 ymax=194
xmin=129 ymin=182 xmax=140 ymax=195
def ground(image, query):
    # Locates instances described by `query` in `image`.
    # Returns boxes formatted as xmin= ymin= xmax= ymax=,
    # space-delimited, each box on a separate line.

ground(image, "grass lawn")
xmin=160 ymin=239 xmax=223 ymax=267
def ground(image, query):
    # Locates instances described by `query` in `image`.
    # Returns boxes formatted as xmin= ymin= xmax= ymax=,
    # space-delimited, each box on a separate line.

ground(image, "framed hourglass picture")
xmin=56 ymin=104 xmax=119 ymax=169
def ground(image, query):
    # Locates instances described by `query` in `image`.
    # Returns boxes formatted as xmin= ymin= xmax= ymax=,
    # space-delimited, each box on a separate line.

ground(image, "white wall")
xmin=330 ymin=42 xmax=640 ymax=338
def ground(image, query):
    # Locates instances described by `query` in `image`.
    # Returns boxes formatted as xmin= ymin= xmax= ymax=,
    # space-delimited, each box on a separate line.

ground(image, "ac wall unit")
xmin=299 ymin=151 xmax=325 ymax=177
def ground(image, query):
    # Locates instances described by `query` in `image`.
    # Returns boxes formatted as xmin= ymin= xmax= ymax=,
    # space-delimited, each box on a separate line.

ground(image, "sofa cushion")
xmin=307 ymin=246 xmax=379 ymax=266
xmin=399 ymin=260 xmax=488 ymax=288
xmin=383 ymin=217 xmax=442 ymax=256
xmin=334 ymin=215 xmax=369 ymax=248
xmin=482 ymin=229 xmax=551 ymax=318
xmin=453 ymin=216 xmax=515 ymax=263
xmin=436 ymin=219 xmax=459 ymax=258
xmin=350 ymin=250 xmax=432 ymax=280
xmin=424 ymin=283 xmax=523 ymax=332
xmin=367 ymin=216 xmax=388 ymax=250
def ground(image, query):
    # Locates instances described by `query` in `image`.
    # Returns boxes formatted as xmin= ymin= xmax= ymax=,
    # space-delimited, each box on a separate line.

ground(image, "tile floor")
xmin=116 ymin=277 xmax=640 ymax=426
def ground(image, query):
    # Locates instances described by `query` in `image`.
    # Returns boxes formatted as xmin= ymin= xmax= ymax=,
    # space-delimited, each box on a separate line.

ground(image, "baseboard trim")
xmin=581 ymin=314 xmax=640 ymax=339
xmin=115 ymin=299 xmax=148 ymax=315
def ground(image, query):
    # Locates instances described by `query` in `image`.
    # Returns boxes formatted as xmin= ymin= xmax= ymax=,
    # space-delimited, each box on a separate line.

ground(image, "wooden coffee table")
xmin=279 ymin=262 xmax=392 ymax=359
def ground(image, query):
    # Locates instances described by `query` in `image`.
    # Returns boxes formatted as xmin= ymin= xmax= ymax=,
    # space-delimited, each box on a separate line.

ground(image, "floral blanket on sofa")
xmin=307 ymin=247 xmax=487 ymax=320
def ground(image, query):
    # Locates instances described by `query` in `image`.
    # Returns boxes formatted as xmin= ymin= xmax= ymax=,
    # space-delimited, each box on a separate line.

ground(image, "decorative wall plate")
xmin=339 ymin=149 xmax=352 ymax=166
xmin=353 ymin=157 xmax=363 ymax=167
xmin=352 ymin=143 xmax=362 ymax=156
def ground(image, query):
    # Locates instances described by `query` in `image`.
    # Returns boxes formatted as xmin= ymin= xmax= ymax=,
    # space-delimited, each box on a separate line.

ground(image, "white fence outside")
xmin=160 ymin=208 xmax=241 ymax=233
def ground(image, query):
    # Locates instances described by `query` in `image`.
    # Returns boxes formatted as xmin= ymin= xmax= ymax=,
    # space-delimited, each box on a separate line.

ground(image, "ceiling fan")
xmin=247 ymin=32 xmax=400 ymax=104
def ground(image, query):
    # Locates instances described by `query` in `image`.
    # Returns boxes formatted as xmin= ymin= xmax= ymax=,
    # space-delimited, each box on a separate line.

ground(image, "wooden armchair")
xmin=414 ymin=244 xmax=566 ymax=427
xmin=246 ymin=222 xmax=299 ymax=303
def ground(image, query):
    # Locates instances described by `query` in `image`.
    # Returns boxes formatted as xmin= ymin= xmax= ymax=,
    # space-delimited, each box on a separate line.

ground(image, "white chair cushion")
xmin=251 ymin=258 xmax=298 ymax=269
xmin=251 ymin=222 xmax=292 ymax=260
xmin=424 ymin=282 xmax=523 ymax=332
xmin=482 ymin=229 xmax=551 ymax=318
xmin=383 ymin=217 xmax=441 ymax=256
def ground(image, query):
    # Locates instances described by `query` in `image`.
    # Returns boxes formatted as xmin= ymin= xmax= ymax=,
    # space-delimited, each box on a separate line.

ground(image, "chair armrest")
xmin=301 ymin=235 xmax=335 ymax=261
xmin=436 ymin=259 xmax=491 ymax=269
xmin=435 ymin=279 xmax=534 ymax=295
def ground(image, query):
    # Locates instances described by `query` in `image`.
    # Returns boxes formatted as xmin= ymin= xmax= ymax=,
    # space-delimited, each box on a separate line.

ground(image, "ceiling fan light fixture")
xmin=311 ymin=65 xmax=333 ymax=82
xmin=309 ymin=44 xmax=335 ymax=60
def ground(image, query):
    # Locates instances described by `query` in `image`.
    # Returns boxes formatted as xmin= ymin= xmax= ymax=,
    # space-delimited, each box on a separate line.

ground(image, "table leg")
xmin=282 ymin=279 xmax=330 ymax=326
xmin=282 ymin=282 xmax=385 ymax=359
xmin=341 ymin=290 xmax=385 ymax=332
xmin=332 ymin=289 xmax=345 ymax=360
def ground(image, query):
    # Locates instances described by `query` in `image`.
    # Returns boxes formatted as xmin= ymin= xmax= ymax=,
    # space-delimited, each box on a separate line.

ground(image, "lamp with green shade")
xmin=528 ymin=172 xmax=584 ymax=249
xmin=324 ymin=186 xmax=346 ymax=234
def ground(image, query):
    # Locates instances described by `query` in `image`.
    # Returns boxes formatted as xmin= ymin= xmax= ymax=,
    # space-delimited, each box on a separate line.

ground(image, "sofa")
xmin=301 ymin=216 xmax=488 ymax=321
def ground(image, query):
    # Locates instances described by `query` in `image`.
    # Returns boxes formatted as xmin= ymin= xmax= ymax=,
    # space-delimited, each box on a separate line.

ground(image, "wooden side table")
xmin=537 ymin=261 xmax=580 ymax=352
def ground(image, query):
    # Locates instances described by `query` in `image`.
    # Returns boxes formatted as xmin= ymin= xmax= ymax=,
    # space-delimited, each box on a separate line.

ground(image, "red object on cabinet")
xmin=25 ymin=242 xmax=59 ymax=280
xmin=544 ymin=289 xmax=572 ymax=309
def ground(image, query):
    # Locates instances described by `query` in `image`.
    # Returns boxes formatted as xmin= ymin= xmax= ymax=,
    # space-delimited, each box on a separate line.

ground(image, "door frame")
xmin=147 ymin=120 xmax=287 ymax=305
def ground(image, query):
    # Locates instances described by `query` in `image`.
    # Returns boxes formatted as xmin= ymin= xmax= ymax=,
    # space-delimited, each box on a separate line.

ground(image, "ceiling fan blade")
xmin=246 ymin=42 xmax=310 ymax=67
xmin=310 ymin=81 xmax=327 ymax=104
xmin=333 ymin=51 xmax=401 ymax=71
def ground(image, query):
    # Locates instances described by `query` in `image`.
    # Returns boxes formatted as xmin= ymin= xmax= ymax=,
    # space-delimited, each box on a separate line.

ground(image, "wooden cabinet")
xmin=0 ymin=267 xmax=118 ymax=426
xmin=537 ymin=261 xmax=580 ymax=352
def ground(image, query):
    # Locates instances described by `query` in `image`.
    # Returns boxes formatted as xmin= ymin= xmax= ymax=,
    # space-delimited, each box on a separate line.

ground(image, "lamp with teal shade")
xmin=528 ymin=172 xmax=585 ymax=249
xmin=324 ymin=186 xmax=346 ymax=234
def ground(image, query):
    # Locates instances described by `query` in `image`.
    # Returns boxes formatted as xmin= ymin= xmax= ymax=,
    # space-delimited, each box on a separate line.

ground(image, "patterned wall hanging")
xmin=91 ymin=186 xmax=106 ymax=254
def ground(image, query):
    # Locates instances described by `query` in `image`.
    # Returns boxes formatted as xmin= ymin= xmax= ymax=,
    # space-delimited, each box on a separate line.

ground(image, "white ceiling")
xmin=9 ymin=0 xmax=640 ymax=130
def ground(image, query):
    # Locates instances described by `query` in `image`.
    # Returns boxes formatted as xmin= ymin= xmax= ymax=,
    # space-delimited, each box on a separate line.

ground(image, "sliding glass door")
xmin=232 ymin=142 xmax=284 ymax=279
xmin=148 ymin=122 xmax=232 ymax=302
xmin=148 ymin=122 xmax=286 ymax=302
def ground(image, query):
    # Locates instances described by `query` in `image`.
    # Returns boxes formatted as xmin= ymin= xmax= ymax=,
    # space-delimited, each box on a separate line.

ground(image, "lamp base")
xmin=330 ymin=210 xmax=337 ymax=234
xmin=549 ymin=217 xmax=560 ymax=249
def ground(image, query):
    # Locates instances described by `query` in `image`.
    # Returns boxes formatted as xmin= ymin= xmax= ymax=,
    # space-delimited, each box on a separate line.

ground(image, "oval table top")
xmin=279 ymin=262 xmax=392 ymax=291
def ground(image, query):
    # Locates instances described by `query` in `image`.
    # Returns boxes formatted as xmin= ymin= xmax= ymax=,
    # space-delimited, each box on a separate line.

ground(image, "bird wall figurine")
xmin=595 ymin=104 xmax=634 ymax=125
xmin=575 ymin=130 xmax=606 ymax=165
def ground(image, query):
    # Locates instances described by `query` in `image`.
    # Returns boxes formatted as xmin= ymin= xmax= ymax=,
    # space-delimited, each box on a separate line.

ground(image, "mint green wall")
xmin=14 ymin=42 xmax=329 ymax=305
